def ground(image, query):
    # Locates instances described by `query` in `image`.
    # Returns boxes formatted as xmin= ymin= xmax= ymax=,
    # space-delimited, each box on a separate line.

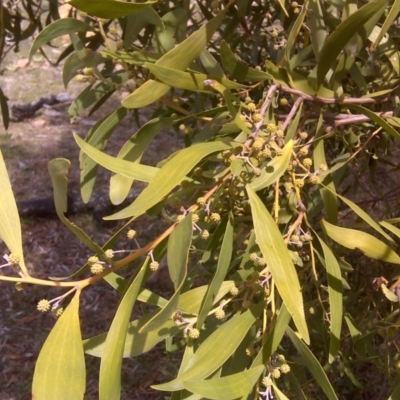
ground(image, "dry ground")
xmin=0 ymin=42 xmax=184 ymax=399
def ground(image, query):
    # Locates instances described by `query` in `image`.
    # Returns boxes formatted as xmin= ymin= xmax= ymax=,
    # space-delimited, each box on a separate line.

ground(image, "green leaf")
xmin=286 ymin=327 xmax=339 ymax=400
xmin=84 ymin=282 xmax=235 ymax=358
xmin=99 ymin=260 xmax=149 ymax=400
xmin=380 ymin=220 xmax=400 ymax=240
xmin=320 ymin=183 xmax=394 ymax=243
xmin=29 ymin=18 xmax=94 ymax=58
xmin=67 ymin=0 xmax=157 ymax=19
xmin=140 ymin=214 xmax=192 ymax=334
xmin=316 ymin=0 xmax=387 ymax=86
xmin=104 ymin=140 xmax=232 ymax=220
xmin=314 ymin=232 xmax=343 ymax=363
xmin=308 ymin=0 xmax=328 ymax=60
xmin=371 ymin=0 xmax=400 ymax=50
xmin=0 ymin=86 xmax=9 ymax=130
xmin=347 ymin=104 xmax=400 ymax=141
xmin=80 ymin=107 xmax=130 ymax=203
xmin=146 ymin=63 xmax=244 ymax=91
xmin=197 ymin=215 xmax=233 ymax=328
xmin=0 ymin=149 xmax=27 ymax=274
xmin=152 ymin=303 xmax=263 ymax=392
xmin=183 ymin=365 xmax=265 ymax=400
xmin=388 ymin=381 xmax=400 ymax=399
xmin=247 ymin=186 xmax=309 ymax=344
xmin=32 ymin=292 xmax=85 ymax=400
xmin=74 ymin=133 xmax=159 ymax=183
xmin=122 ymin=6 xmax=229 ymax=108
xmin=110 ymin=117 xmax=175 ymax=205
xmin=250 ymin=140 xmax=294 ymax=191
xmin=322 ymin=220 xmax=400 ymax=264
xmin=48 ymin=159 xmax=105 ymax=256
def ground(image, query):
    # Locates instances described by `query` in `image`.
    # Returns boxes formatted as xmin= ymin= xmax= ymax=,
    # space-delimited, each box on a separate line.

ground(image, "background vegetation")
xmin=2 ymin=0 xmax=400 ymax=399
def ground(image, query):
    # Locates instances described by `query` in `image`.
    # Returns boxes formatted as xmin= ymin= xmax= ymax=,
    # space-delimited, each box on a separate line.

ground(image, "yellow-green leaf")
xmin=99 ymin=260 xmax=149 ymax=400
xmin=247 ymin=185 xmax=309 ymax=344
xmin=105 ymin=141 xmax=232 ymax=220
xmin=250 ymin=140 xmax=294 ymax=191
xmin=183 ymin=365 xmax=264 ymax=400
xmin=32 ymin=292 xmax=85 ymax=400
xmin=322 ymin=220 xmax=400 ymax=264
xmin=0 ymin=149 xmax=27 ymax=274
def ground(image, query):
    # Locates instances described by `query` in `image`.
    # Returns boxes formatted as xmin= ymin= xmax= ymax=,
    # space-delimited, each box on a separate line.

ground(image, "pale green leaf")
xmin=286 ymin=328 xmax=339 ymax=400
xmin=0 ymin=149 xmax=27 ymax=274
xmin=67 ymin=0 xmax=157 ymax=18
xmin=74 ymin=133 xmax=159 ymax=182
xmin=308 ymin=0 xmax=327 ymax=60
xmin=196 ymin=216 xmax=233 ymax=328
xmin=29 ymin=18 xmax=94 ymax=58
xmin=32 ymin=292 xmax=85 ymax=400
xmin=152 ymin=303 xmax=263 ymax=392
xmin=247 ymin=186 xmax=309 ymax=343
xmin=122 ymin=7 xmax=229 ymax=108
xmin=250 ymin=140 xmax=294 ymax=191
xmin=104 ymin=140 xmax=232 ymax=220
xmin=48 ymin=159 xmax=105 ymax=256
xmin=317 ymin=0 xmax=387 ymax=86
xmin=322 ymin=220 xmax=400 ymax=264
xmin=314 ymin=232 xmax=343 ymax=363
xmin=140 ymin=214 xmax=192 ymax=333
xmin=110 ymin=118 xmax=174 ymax=205
xmin=99 ymin=260 xmax=149 ymax=400
xmin=146 ymin=63 xmax=244 ymax=91
xmin=183 ymin=366 xmax=264 ymax=400
xmin=371 ymin=0 xmax=400 ymax=50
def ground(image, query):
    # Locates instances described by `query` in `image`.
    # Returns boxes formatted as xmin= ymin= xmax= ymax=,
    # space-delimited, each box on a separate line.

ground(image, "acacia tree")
xmin=2 ymin=0 xmax=400 ymax=399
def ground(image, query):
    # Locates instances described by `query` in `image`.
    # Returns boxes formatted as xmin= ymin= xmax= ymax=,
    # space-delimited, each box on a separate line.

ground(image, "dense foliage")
xmin=2 ymin=0 xmax=400 ymax=398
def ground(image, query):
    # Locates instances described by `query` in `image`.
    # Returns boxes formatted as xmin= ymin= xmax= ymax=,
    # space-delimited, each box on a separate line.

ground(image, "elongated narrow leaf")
xmin=371 ymin=0 xmax=400 ymax=50
xmin=308 ymin=0 xmax=328 ymax=60
xmin=74 ymin=133 xmax=159 ymax=182
xmin=84 ymin=281 xmax=235 ymax=358
xmin=347 ymin=104 xmax=400 ymax=141
xmin=146 ymin=63 xmax=244 ymax=91
xmin=197 ymin=216 xmax=233 ymax=328
xmin=0 ymin=149 xmax=27 ymax=274
xmin=314 ymin=232 xmax=343 ymax=363
xmin=247 ymin=186 xmax=309 ymax=343
xmin=30 ymin=19 xmax=94 ymax=58
xmin=286 ymin=328 xmax=339 ymax=400
xmin=110 ymin=118 xmax=174 ymax=205
xmin=388 ymin=381 xmax=400 ymax=399
xmin=122 ymin=7 xmax=229 ymax=108
xmin=105 ymin=141 xmax=232 ymax=220
xmin=99 ymin=260 xmax=149 ymax=400
xmin=140 ymin=214 xmax=192 ymax=333
xmin=67 ymin=0 xmax=156 ymax=18
xmin=316 ymin=0 xmax=387 ymax=86
xmin=152 ymin=303 xmax=263 ymax=392
xmin=183 ymin=365 xmax=264 ymax=400
xmin=322 ymin=220 xmax=400 ymax=264
xmin=321 ymin=183 xmax=394 ymax=243
xmin=380 ymin=220 xmax=400 ymax=240
xmin=250 ymin=140 xmax=294 ymax=191
xmin=33 ymin=292 xmax=85 ymax=400
xmin=313 ymin=113 xmax=337 ymax=223
xmin=48 ymin=159 xmax=105 ymax=256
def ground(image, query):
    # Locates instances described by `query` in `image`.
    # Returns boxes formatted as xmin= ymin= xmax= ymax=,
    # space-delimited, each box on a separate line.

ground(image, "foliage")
xmin=2 ymin=0 xmax=400 ymax=398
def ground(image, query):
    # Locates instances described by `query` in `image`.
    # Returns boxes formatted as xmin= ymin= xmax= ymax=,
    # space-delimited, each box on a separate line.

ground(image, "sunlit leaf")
xmin=104 ymin=140 xmax=232 ymax=220
xmin=286 ymin=328 xmax=338 ymax=400
xmin=0 ymin=149 xmax=27 ymax=274
xmin=99 ymin=260 xmax=149 ymax=400
xmin=322 ymin=220 xmax=400 ymax=264
xmin=247 ymin=186 xmax=309 ymax=344
xmin=152 ymin=303 xmax=263 ymax=392
xmin=183 ymin=365 xmax=264 ymax=400
xmin=32 ymin=292 xmax=85 ymax=400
